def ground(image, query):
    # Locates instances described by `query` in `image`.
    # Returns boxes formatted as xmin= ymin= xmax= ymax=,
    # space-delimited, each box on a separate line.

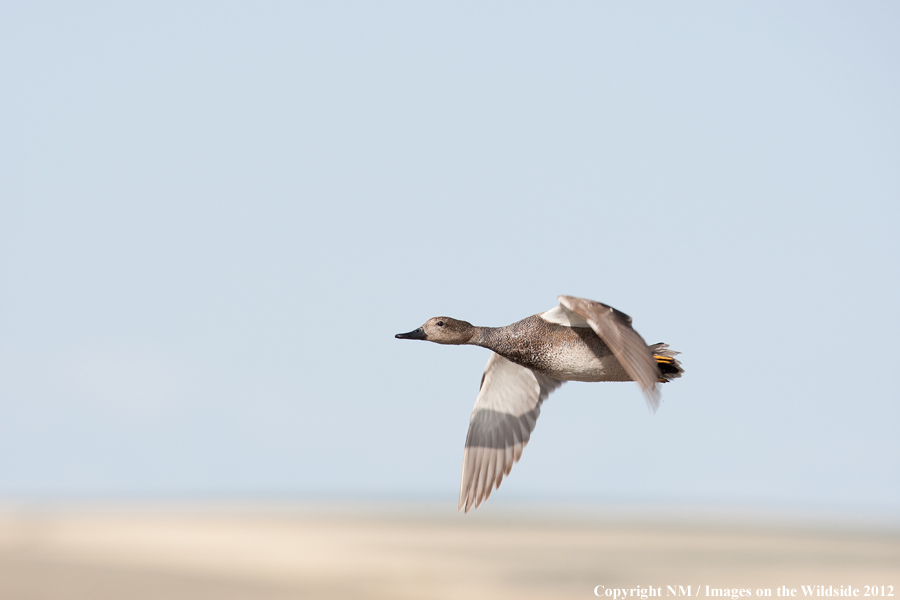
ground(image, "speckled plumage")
xmin=470 ymin=315 xmax=632 ymax=382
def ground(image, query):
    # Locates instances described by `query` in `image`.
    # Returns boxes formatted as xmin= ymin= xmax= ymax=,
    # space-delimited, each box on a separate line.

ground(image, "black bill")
xmin=395 ymin=327 xmax=426 ymax=340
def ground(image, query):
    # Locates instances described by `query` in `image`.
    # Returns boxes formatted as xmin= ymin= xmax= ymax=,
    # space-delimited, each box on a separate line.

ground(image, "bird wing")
xmin=556 ymin=295 xmax=662 ymax=411
xmin=459 ymin=352 xmax=564 ymax=512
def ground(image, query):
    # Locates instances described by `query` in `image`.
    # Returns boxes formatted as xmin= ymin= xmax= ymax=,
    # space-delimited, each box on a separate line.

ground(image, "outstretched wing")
xmin=557 ymin=295 xmax=662 ymax=411
xmin=459 ymin=352 xmax=564 ymax=512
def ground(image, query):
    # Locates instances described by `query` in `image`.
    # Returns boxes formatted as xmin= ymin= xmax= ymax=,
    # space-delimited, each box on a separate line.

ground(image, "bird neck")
xmin=467 ymin=326 xmax=509 ymax=353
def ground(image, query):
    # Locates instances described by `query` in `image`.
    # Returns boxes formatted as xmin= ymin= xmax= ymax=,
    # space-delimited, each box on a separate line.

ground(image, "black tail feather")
xmin=649 ymin=343 xmax=683 ymax=383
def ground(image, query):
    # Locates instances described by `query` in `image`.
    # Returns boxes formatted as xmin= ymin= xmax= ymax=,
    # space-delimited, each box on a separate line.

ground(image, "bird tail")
xmin=650 ymin=343 xmax=683 ymax=383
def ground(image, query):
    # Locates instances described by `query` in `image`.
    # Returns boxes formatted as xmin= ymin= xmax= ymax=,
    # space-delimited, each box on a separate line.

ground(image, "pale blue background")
xmin=1 ymin=2 xmax=898 ymax=512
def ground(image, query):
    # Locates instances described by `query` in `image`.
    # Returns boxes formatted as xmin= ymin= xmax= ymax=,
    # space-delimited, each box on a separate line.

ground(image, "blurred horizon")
xmin=1 ymin=503 xmax=897 ymax=599
xmin=3 ymin=497 xmax=900 ymax=531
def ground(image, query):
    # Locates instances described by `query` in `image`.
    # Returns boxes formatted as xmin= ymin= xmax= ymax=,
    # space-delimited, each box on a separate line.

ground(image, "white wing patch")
xmin=557 ymin=295 xmax=661 ymax=412
xmin=539 ymin=304 xmax=591 ymax=328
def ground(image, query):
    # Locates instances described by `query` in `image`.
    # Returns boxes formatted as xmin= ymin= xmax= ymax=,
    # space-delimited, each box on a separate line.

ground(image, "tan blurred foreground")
xmin=0 ymin=505 xmax=897 ymax=600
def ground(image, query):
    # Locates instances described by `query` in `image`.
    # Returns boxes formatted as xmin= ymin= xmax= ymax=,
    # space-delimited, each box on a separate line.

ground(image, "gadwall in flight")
xmin=396 ymin=295 xmax=683 ymax=512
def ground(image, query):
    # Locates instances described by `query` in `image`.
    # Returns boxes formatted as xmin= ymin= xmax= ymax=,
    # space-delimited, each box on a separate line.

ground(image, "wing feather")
xmin=458 ymin=352 xmax=564 ymax=512
xmin=503 ymin=443 xmax=514 ymax=476
xmin=557 ymin=295 xmax=661 ymax=410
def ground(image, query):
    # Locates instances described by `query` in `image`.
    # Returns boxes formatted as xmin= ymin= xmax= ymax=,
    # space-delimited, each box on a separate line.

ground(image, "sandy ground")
xmin=0 ymin=505 xmax=896 ymax=600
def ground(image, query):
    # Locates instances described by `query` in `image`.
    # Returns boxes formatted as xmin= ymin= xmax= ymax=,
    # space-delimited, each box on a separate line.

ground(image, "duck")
xmin=395 ymin=295 xmax=683 ymax=512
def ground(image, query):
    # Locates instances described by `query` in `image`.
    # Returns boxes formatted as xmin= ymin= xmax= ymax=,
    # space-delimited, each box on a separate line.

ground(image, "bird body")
xmin=396 ymin=295 xmax=683 ymax=512
xmin=467 ymin=314 xmax=632 ymax=383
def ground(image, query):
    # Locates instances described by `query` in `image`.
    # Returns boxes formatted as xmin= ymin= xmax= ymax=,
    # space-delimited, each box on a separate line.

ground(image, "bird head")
xmin=395 ymin=317 xmax=475 ymax=345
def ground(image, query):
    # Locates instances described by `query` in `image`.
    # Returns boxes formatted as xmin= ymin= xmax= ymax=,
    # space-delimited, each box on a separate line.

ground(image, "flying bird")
xmin=395 ymin=295 xmax=683 ymax=512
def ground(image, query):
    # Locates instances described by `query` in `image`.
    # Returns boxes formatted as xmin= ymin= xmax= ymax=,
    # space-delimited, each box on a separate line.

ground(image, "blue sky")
xmin=1 ymin=2 xmax=898 ymax=512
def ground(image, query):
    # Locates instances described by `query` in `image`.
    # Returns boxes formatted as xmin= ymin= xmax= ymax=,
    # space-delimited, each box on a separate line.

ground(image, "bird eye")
xmin=437 ymin=321 xmax=444 ymax=326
